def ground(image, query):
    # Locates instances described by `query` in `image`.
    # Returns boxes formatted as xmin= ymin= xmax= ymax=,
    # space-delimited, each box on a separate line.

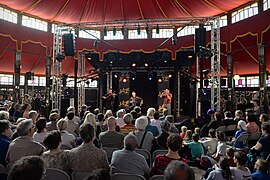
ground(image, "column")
xmin=227 ymin=53 xmax=233 ymax=111
xmin=258 ymin=44 xmax=267 ymax=109
xmin=45 ymin=56 xmax=51 ymax=105
xmin=14 ymin=50 xmax=21 ymax=102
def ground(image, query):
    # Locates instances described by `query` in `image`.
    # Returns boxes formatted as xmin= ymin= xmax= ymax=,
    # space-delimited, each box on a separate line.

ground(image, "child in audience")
xmin=184 ymin=133 xmax=204 ymax=160
xmin=183 ymin=130 xmax=192 ymax=142
xmin=252 ymin=159 xmax=270 ymax=180
xmin=180 ymin=126 xmax=187 ymax=139
xmin=195 ymin=127 xmax=200 ymax=134
xmin=226 ymin=148 xmax=236 ymax=167
xmin=230 ymin=151 xmax=251 ymax=179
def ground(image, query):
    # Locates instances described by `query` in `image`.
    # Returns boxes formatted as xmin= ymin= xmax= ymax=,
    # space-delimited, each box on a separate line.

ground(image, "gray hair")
xmin=165 ymin=115 xmax=174 ymax=123
xmin=161 ymin=120 xmax=171 ymax=132
xmin=124 ymin=134 xmax=138 ymax=151
xmin=0 ymin=110 xmax=9 ymax=120
xmin=235 ymin=110 xmax=243 ymax=117
xmin=17 ymin=119 xmax=33 ymax=136
xmin=135 ymin=116 xmax=148 ymax=131
xmin=116 ymin=109 xmax=125 ymax=118
xmin=164 ymin=160 xmax=195 ymax=180
xmin=147 ymin=107 xmax=156 ymax=117
xmin=67 ymin=106 xmax=75 ymax=113
xmin=29 ymin=110 xmax=38 ymax=119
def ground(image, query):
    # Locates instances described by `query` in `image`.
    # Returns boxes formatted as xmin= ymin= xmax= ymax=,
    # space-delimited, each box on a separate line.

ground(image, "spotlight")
xmin=122 ymin=77 xmax=128 ymax=83
xmin=156 ymin=24 xmax=159 ymax=34
xmin=144 ymin=63 xmax=149 ymax=67
xmin=148 ymin=72 xmax=153 ymax=80
xmin=158 ymin=77 xmax=163 ymax=83
xmin=146 ymin=24 xmax=150 ymax=35
xmin=87 ymin=57 xmax=91 ymax=60
xmin=114 ymin=74 xmax=118 ymax=78
xmin=93 ymin=39 xmax=99 ymax=48
xmin=132 ymin=63 xmax=136 ymax=67
xmin=137 ymin=24 xmax=141 ymax=35
xmin=131 ymin=73 xmax=136 ymax=81
xmin=113 ymin=26 xmax=116 ymax=36
xmin=103 ymin=27 xmax=107 ymax=36
xmin=188 ymin=55 xmax=193 ymax=59
xmin=168 ymin=74 xmax=172 ymax=78
xmin=121 ymin=26 xmax=125 ymax=36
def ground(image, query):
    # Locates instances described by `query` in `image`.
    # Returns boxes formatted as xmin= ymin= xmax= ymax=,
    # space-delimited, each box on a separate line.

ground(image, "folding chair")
xmin=149 ymin=175 xmax=164 ymax=180
xmin=135 ymin=149 xmax=151 ymax=167
xmin=232 ymin=133 xmax=250 ymax=151
xmin=216 ymin=126 xmax=226 ymax=132
xmin=247 ymin=132 xmax=261 ymax=148
xmin=225 ymin=125 xmax=237 ymax=137
xmin=112 ymin=173 xmax=146 ymax=180
xmin=152 ymin=149 xmax=168 ymax=162
xmin=71 ymin=171 xmax=90 ymax=180
xmin=44 ymin=168 xmax=70 ymax=180
xmin=102 ymin=147 xmax=119 ymax=163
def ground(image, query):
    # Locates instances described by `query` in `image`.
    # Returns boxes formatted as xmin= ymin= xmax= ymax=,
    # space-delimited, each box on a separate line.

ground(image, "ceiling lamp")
xmin=234 ymin=61 xmax=240 ymax=81
xmin=103 ymin=27 xmax=107 ymax=36
xmin=156 ymin=24 xmax=159 ymax=34
xmin=113 ymin=26 xmax=116 ymax=36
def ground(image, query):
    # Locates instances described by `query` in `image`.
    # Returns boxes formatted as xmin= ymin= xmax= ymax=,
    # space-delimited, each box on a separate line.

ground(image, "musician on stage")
xmin=102 ymin=88 xmax=117 ymax=111
xmin=160 ymin=88 xmax=172 ymax=114
xmin=129 ymin=91 xmax=143 ymax=110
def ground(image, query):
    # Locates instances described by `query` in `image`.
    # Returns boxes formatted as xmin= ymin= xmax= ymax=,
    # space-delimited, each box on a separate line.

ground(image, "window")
xmin=177 ymin=26 xmax=198 ymax=37
xmin=87 ymin=80 xmax=98 ymax=88
xmin=128 ymin=29 xmax=148 ymax=39
xmin=104 ymin=30 xmax=124 ymax=40
xmin=79 ymin=30 xmax=101 ymax=39
xmin=232 ymin=3 xmax=258 ymax=23
xmin=39 ymin=77 xmax=46 ymax=86
xmin=264 ymin=0 xmax=270 ymax=11
xmin=0 ymin=74 xmax=13 ymax=85
xmin=152 ymin=29 xmax=174 ymax=38
xmin=19 ymin=76 xmax=25 ymax=86
xmin=22 ymin=15 xmax=48 ymax=31
xmin=246 ymin=76 xmax=259 ymax=87
xmin=66 ymin=78 xmax=75 ymax=87
xmin=234 ymin=77 xmax=246 ymax=87
xmin=28 ymin=76 xmax=39 ymax=86
xmin=220 ymin=15 xmax=227 ymax=27
xmin=0 ymin=7 xmax=17 ymax=24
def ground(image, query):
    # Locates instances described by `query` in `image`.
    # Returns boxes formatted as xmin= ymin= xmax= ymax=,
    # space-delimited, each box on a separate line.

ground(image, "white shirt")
xmin=216 ymin=141 xmax=227 ymax=157
xmin=61 ymin=130 xmax=76 ymax=148
xmin=64 ymin=116 xmax=80 ymax=124
xmin=230 ymin=167 xmax=251 ymax=180
xmin=201 ymin=138 xmax=218 ymax=155
xmin=150 ymin=119 xmax=162 ymax=133
xmin=116 ymin=118 xmax=125 ymax=127
xmin=32 ymin=132 xmax=47 ymax=143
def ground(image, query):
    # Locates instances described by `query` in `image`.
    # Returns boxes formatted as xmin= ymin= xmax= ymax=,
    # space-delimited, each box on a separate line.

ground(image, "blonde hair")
xmin=194 ymin=127 xmax=200 ymax=134
xmin=57 ymin=119 xmax=68 ymax=130
xmin=84 ymin=113 xmax=96 ymax=129
xmin=181 ymin=126 xmax=187 ymax=133
xmin=147 ymin=107 xmax=156 ymax=117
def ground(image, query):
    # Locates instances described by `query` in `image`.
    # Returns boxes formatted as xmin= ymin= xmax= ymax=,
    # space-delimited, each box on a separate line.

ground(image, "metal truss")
xmin=78 ymin=53 xmax=86 ymax=110
xmin=51 ymin=25 xmax=63 ymax=112
xmin=211 ymin=17 xmax=221 ymax=111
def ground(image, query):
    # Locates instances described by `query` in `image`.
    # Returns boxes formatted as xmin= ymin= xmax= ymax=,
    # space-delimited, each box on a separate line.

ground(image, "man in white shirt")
xmin=116 ymin=109 xmax=125 ymax=127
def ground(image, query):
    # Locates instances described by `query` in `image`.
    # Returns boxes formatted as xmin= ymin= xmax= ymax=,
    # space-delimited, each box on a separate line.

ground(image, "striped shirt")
xmin=150 ymin=154 xmax=188 ymax=176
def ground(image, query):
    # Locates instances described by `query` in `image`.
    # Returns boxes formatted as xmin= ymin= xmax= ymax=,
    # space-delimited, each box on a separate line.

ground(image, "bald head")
xmin=124 ymin=134 xmax=138 ymax=151
xmin=107 ymin=116 xmax=116 ymax=130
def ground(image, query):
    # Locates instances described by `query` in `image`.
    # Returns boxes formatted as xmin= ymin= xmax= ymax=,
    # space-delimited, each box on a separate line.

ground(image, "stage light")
xmin=121 ymin=26 xmax=125 ymax=36
xmin=132 ymin=63 xmax=136 ymax=67
xmin=144 ymin=63 xmax=149 ymax=67
xmin=158 ymin=77 xmax=163 ymax=83
xmin=137 ymin=24 xmax=141 ymax=35
xmin=148 ymin=72 xmax=153 ymax=80
xmin=113 ymin=26 xmax=116 ymax=36
xmin=156 ymin=24 xmax=159 ymax=34
xmin=146 ymin=24 xmax=150 ymax=35
xmin=122 ymin=77 xmax=128 ymax=83
xmin=131 ymin=73 xmax=136 ymax=81
xmin=162 ymin=52 xmax=170 ymax=63
xmin=114 ymin=74 xmax=118 ymax=78
xmin=188 ymin=55 xmax=193 ymax=59
xmin=103 ymin=27 xmax=107 ymax=36
xmin=168 ymin=74 xmax=172 ymax=78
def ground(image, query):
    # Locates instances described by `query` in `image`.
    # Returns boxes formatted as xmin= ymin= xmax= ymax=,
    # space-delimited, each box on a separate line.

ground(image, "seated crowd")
xmin=0 ymin=98 xmax=270 ymax=180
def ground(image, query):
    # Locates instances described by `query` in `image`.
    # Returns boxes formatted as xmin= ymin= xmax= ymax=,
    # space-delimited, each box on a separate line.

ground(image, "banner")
xmin=118 ymin=77 xmax=130 ymax=109
xmin=157 ymin=77 xmax=169 ymax=112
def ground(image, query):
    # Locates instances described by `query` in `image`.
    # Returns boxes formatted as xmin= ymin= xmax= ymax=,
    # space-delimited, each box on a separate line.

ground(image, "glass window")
xmin=28 ymin=76 xmax=39 ymax=86
xmin=128 ymin=29 xmax=148 ymax=39
xmin=20 ymin=76 xmax=25 ymax=85
xmin=79 ymin=30 xmax=101 ymax=39
xmin=177 ymin=26 xmax=198 ymax=37
xmin=220 ymin=15 xmax=227 ymax=27
xmin=39 ymin=77 xmax=46 ymax=86
xmin=264 ymin=0 xmax=270 ymax=11
xmin=152 ymin=29 xmax=174 ymax=38
xmin=66 ymin=78 xmax=75 ymax=87
xmin=22 ymin=15 xmax=48 ymax=32
xmin=231 ymin=3 xmax=258 ymax=23
xmin=87 ymin=80 xmax=98 ymax=88
xmin=0 ymin=74 xmax=13 ymax=85
xmin=104 ymin=30 xmax=124 ymax=40
xmin=0 ymin=7 xmax=17 ymax=24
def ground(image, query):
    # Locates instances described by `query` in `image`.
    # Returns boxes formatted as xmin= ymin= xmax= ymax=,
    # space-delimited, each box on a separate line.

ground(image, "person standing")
xmin=102 ymin=88 xmax=116 ymax=112
xmin=160 ymin=89 xmax=172 ymax=114
xmin=129 ymin=91 xmax=143 ymax=110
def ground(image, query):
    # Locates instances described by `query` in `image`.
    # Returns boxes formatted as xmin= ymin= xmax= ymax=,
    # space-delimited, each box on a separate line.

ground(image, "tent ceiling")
xmin=1 ymin=0 xmax=253 ymax=25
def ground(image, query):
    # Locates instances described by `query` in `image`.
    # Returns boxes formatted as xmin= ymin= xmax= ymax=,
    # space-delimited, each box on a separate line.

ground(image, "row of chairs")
xmin=227 ymin=132 xmax=261 ymax=151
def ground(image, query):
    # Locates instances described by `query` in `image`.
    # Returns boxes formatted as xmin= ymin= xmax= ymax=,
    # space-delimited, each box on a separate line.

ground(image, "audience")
xmin=42 ymin=130 xmax=69 ymax=173
xmin=47 ymin=112 xmax=59 ymax=132
xmin=7 ymin=156 xmax=45 ymax=180
xmin=84 ymin=113 xmax=97 ymax=129
xmin=111 ymin=134 xmax=149 ymax=177
xmin=230 ymin=120 xmax=247 ymax=148
xmin=6 ymin=119 xmax=45 ymax=163
xmin=99 ymin=116 xmax=124 ymax=148
xmin=133 ymin=116 xmax=154 ymax=152
xmin=22 ymin=104 xmax=31 ymax=118
xmin=166 ymin=115 xmax=179 ymax=133
xmin=120 ymin=113 xmax=136 ymax=135
xmin=160 ymin=109 xmax=169 ymax=121
xmin=57 ymin=119 xmax=76 ymax=148
xmin=207 ymin=157 xmax=232 ymax=180
xmin=223 ymin=111 xmax=236 ymax=126
xmin=66 ymin=106 xmax=80 ymax=124
xmin=13 ymin=104 xmax=22 ymax=120
xmin=151 ymin=134 xmax=188 ymax=176
xmin=259 ymin=113 xmax=269 ymax=124
xmin=180 ymin=126 xmax=187 ymax=139
xmin=246 ymin=114 xmax=259 ymax=134
xmin=208 ymin=112 xmax=224 ymax=130
xmin=147 ymin=107 xmax=156 ymax=120
xmin=0 ymin=120 xmax=11 ymax=166
xmin=150 ymin=111 xmax=162 ymax=133
xmin=152 ymin=120 xmax=171 ymax=151
xmin=115 ymin=109 xmax=125 ymax=127
xmin=96 ymin=113 xmax=106 ymax=138
xmin=234 ymin=110 xmax=245 ymax=123
xmin=84 ymin=169 xmax=111 ymax=180
xmin=185 ymin=133 xmax=204 ymax=160
xmin=230 ymin=151 xmax=251 ymax=179
xmin=145 ymin=116 xmax=159 ymax=137
xmin=226 ymin=148 xmax=236 ymax=167
xmin=164 ymin=160 xmax=195 ymax=180
xmin=28 ymin=110 xmax=38 ymax=124
xmin=32 ymin=117 xmax=47 ymax=143
xmin=214 ymin=131 xmax=227 ymax=161
xmin=65 ymin=111 xmax=79 ymax=136
xmin=201 ymin=129 xmax=218 ymax=155
xmin=184 ymin=130 xmax=192 ymax=142
xmin=68 ymin=123 xmax=110 ymax=172
xmin=251 ymin=159 xmax=270 ymax=180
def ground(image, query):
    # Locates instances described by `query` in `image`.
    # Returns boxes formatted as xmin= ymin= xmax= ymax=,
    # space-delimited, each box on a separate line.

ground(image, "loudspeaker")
xmin=63 ymin=34 xmax=75 ymax=56
xmin=194 ymin=27 xmax=206 ymax=54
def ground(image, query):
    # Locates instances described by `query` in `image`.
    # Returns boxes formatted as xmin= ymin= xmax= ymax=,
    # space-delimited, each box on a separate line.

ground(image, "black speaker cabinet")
xmin=63 ymin=34 xmax=75 ymax=56
xmin=194 ymin=27 xmax=206 ymax=54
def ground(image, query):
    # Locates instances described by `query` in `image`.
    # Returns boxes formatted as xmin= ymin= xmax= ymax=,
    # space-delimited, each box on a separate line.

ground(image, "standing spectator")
xmin=99 ymin=116 xmax=124 ymax=148
xmin=32 ymin=117 xmax=47 ymax=143
xmin=151 ymin=134 xmax=188 ymax=176
xmin=6 ymin=119 xmax=45 ymax=163
xmin=22 ymin=103 xmax=31 ymax=118
xmin=251 ymin=123 xmax=270 ymax=160
xmin=134 ymin=116 xmax=154 ymax=152
xmin=29 ymin=110 xmax=38 ymax=124
xmin=66 ymin=106 xmax=80 ymax=124
xmin=111 ymin=134 xmax=149 ymax=177
xmin=251 ymin=159 xmax=270 ymax=180
xmin=65 ymin=111 xmax=79 ymax=136
xmin=79 ymin=105 xmax=88 ymax=120
xmin=0 ymin=120 xmax=11 ymax=166
xmin=230 ymin=152 xmax=251 ymax=179
xmin=42 ymin=130 xmax=69 ymax=173
xmin=57 ymin=119 xmax=76 ymax=148
xmin=166 ymin=115 xmax=179 ymax=133
xmin=253 ymin=99 xmax=265 ymax=119
xmin=68 ymin=123 xmax=110 ymax=172
xmin=164 ymin=160 xmax=195 ymax=180
xmin=121 ymin=113 xmax=136 ymax=135
xmin=31 ymin=93 xmax=42 ymax=113
xmin=7 ymin=156 xmax=45 ymax=180
xmin=259 ymin=113 xmax=269 ymax=124
xmin=220 ymin=94 xmax=227 ymax=113
xmin=150 ymin=111 xmax=162 ymax=133
xmin=47 ymin=112 xmax=59 ymax=132
xmin=8 ymin=102 xmax=16 ymax=120
xmin=22 ymin=94 xmax=31 ymax=105
xmin=115 ymin=109 xmax=125 ymax=127
xmin=246 ymin=114 xmax=259 ymax=134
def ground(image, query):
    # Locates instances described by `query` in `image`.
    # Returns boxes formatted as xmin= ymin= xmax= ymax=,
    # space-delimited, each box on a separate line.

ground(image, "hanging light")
xmin=113 ymin=26 xmax=116 ymax=36
xmin=156 ymin=24 xmax=159 ymax=34
xmin=233 ymin=61 xmax=240 ymax=80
